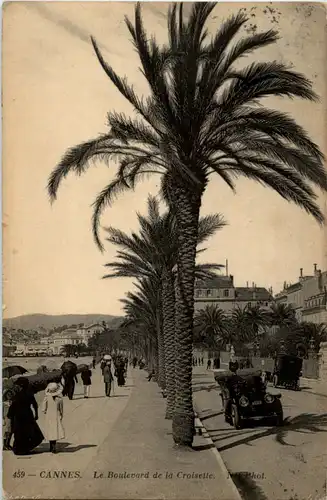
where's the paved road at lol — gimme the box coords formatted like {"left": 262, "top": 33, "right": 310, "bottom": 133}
{"left": 193, "top": 368, "right": 327, "bottom": 500}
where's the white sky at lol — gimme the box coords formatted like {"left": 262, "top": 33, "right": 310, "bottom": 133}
{"left": 3, "top": 2, "right": 327, "bottom": 317}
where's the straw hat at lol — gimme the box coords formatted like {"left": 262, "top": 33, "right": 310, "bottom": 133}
{"left": 45, "top": 382, "right": 62, "bottom": 397}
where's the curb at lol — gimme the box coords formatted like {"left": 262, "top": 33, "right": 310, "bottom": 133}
{"left": 194, "top": 409, "right": 242, "bottom": 500}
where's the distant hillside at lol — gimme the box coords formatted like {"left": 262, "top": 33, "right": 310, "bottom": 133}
{"left": 3, "top": 314, "right": 123, "bottom": 331}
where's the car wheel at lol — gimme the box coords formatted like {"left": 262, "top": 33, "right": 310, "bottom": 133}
{"left": 273, "top": 374, "right": 278, "bottom": 387}
{"left": 231, "top": 404, "right": 242, "bottom": 429}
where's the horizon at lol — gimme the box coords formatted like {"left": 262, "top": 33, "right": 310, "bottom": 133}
{"left": 3, "top": 2, "right": 327, "bottom": 319}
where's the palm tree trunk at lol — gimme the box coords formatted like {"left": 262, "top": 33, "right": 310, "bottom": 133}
{"left": 162, "top": 270, "right": 176, "bottom": 418}
{"left": 171, "top": 183, "right": 202, "bottom": 447}
{"left": 156, "top": 306, "right": 166, "bottom": 389}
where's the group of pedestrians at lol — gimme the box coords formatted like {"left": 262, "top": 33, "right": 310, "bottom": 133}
{"left": 3, "top": 377, "right": 64, "bottom": 455}
{"left": 3, "top": 354, "right": 132, "bottom": 456}
{"left": 100, "top": 354, "right": 128, "bottom": 396}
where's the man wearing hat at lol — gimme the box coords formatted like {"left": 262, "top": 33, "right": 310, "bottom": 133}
{"left": 103, "top": 359, "right": 114, "bottom": 397}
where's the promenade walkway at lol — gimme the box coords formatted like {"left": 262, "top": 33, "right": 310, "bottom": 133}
{"left": 4, "top": 366, "right": 239, "bottom": 500}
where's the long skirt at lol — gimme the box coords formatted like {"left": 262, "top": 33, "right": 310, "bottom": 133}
{"left": 12, "top": 418, "right": 44, "bottom": 455}
{"left": 66, "top": 380, "right": 75, "bottom": 400}
{"left": 116, "top": 370, "right": 125, "bottom": 387}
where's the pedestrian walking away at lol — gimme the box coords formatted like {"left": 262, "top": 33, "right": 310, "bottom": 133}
{"left": 63, "top": 373, "right": 78, "bottom": 400}
{"left": 103, "top": 359, "right": 114, "bottom": 397}
{"left": 42, "top": 382, "right": 65, "bottom": 454}
{"left": 8, "top": 377, "right": 44, "bottom": 456}
{"left": 92, "top": 357, "right": 96, "bottom": 369}
{"left": 81, "top": 367, "right": 92, "bottom": 398}
{"left": 206, "top": 359, "right": 211, "bottom": 370}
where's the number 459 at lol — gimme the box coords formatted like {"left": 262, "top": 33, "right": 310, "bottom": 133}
{"left": 13, "top": 470, "right": 25, "bottom": 478}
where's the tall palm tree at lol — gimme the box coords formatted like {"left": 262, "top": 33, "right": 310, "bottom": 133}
{"left": 121, "top": 278, "right": 160, "bottom": 371}
{"left": 48, "top": 3, "right": 327, "bottom": 445}
{"left": 104, "top": 196, "right": 226, "bottom": 417}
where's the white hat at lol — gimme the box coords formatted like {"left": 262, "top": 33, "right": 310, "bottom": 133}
{"left": 104, "top": 355, "right": 112, "bottom": 361}
{"left": 45, "top": 382, "right": 62, "bottom": 397}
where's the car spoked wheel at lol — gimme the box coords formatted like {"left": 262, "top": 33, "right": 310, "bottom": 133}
{"left": 231, "top": 404, "right": 242, "bottom": 429}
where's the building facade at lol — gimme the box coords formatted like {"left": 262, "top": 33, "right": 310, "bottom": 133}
{"left": 275, "top": 264, "right": 327, "bottom": 325}
{"left": 194, "top": 274, "right": 273, "bottom": 314}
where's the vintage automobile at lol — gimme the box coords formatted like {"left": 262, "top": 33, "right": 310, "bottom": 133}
{"left": 215, "top": 369, "right": 284, "bottom": 429}
{"left": 272, "top": 354, "right": 303, "bottom": 390}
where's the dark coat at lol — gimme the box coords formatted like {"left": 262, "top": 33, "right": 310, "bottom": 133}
{"left": 8, "top": 392, "right": 44, "bottom": 455}
{"left": 103, "top": 365, "right": 114, "bottom": 383}
{"left": 81, "top": 370, "right": 92, "bottom": 386}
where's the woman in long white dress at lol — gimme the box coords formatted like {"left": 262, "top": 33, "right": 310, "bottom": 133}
{"left": 42, "top": 382, "right": 65, "bottom": 453}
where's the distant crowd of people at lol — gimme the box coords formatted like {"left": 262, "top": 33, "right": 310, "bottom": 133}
{"left": 193, "top": 356, "right": 221, "bottom": 370}
{"left": 2, "top": 353, "right": 137, "bottom": 456}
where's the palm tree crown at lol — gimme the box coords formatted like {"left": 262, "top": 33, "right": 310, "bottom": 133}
{"left": 48, "top": 2, "right": 326, "bottom": 250}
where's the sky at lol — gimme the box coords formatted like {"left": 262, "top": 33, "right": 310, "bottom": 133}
{"left": 3, "top": 1, "right": 327, "bottom": 318}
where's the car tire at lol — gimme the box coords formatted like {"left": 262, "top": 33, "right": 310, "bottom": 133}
{"left": 276, "top": 410, "right": 284, "bottom": 426}
{"left": 231, "top": 404, "right": 242, "bottom": 429}
{"left": 273, "top": 374, "right": 278, "bottom": 388}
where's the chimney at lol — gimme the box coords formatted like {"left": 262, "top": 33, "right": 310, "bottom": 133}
{"left": 226, "top": 259, "right": 229, "bottom": 276}
{"left": 252, "top": 282, "right": 255, "bottom": 288}
{"left": 299, "top": 268, "right": 303, "bottom": 280}
{"left": 314, "top": 263, "right": 317, "bottom": 275}
{"left": 246, "top": 281, "right": 249, "bottom": 288}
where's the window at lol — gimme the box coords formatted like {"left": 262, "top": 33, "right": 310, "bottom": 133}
{"left": 206, "top": 289, "right": 212, "bottom": 297}
{"left": 223, "top": 289, "right": 229, "bottom": 297}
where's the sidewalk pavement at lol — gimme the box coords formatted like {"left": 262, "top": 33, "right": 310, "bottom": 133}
{"left": 4, "top": 366, "right": 133, "bottom": 499}
{"left": 300, "top": 377, "right": 327, "bottom": 396}
{"left": 4, "top": 367, "right": 239, "bottom": 500}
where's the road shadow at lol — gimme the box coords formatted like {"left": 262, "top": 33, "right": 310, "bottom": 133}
{"left": 199, "top": 410, "right": 224, "bottom": 421}
{"left": 231, "top": 473, "right": 268, "bottom": 500}
{"left": 216, "top": 412, "right": 327, "bottom": 451}
{"left": 192, "top": 383, "right": 218, "bottom": 393}
{"left": 192, "top": 443, "right": 216, "bottom": 451}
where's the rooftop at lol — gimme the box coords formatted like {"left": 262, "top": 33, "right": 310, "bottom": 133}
{"left": 195, "top": 275, "right": 234, "bottom": 289}
{"left": 235, "top": 287, "right": 273, "bottom": 301}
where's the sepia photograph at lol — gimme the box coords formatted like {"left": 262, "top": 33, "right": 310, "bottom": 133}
{"left": 2, "top": 2, "right": 327, "bottom": 499}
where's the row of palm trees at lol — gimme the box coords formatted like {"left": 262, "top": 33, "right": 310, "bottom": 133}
{"left": 194, "top": 303, "right": 327, "bottom": 357}
{"left": 48, "top": 2, "right": 327, "bottom": 447}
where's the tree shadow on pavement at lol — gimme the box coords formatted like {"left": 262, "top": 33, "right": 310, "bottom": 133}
{"left": 35, "top": 442, "right": 97, "bottom": 453}
{"left": 217, "top": 413, "right": 327, "bottom": 451}
{"left": 231, "top": 473, "right": 268, "bottom": 500}
{"left": 58, "top": 444, "right": 97, "bottom": 453}
{"left": 193, "top": 383, "right": 218, "bottom": 393}
{"left": 199, "top": 410, "right": 224, "bottom": 421}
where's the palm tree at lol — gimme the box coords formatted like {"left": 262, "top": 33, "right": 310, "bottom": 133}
{"left": 269, "top": 303, "right": 297, "bottom": 329}
{"left": 104, "top": 196, "right": 226, "bottom": 417}
{"left": 194, "top": 305, "right": 229, "bottom": 350}
{"left": 229, "top": 306, "right": 256, "bottom": 349}
{"left": 48, "top": 3, "right": 327, "bottom": 445}
{"left": 121, "top": 278, "right": 160, "bottom": 371}
{"left": 244, "top": 304, "right": 270, "bottom": 337}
